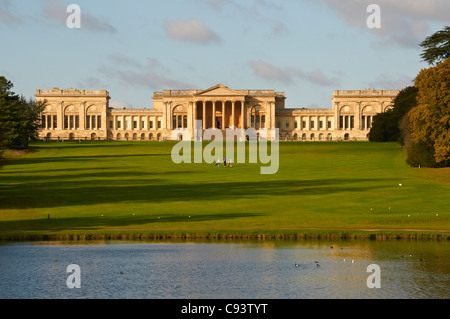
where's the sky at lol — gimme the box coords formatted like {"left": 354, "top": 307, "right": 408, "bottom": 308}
{"left": 0, "top": 0, "right": 448, "bottom": 110}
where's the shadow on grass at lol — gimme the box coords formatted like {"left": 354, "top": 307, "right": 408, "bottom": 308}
{"left": 0, "top": 177, "right": 399, "bottom": 210}
{"left": 2, "top": 153, "right": 171, "bottom": 166}
{"left": 0, "top": 212, "right": 266, "bottom": 231}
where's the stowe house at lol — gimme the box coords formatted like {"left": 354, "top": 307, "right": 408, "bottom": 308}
{"left": 36, "top": 83, "right": 400, "bottom": 142}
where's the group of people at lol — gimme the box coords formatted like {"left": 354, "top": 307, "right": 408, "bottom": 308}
{"left": 216, "top": 157, "right": 233, "bottom": 168}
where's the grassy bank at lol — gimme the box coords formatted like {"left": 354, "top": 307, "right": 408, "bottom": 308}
{"left": 0, "top": 141, "right": 449, "bottom": 241}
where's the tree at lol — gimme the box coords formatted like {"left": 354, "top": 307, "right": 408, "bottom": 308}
{"left": 0, "top": 76, "right": 46, "bottom": 150}
{"left": 369, "top": 86, "right": 418, "bottom": 143}
{"left": 420, "top": 26, "right": 450, "bottom": 66}
{"left": 406, "top": 57, "right": 450, "bottom": 167}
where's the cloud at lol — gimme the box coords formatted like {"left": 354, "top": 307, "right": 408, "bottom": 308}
{"left": 0, "top": 0, "right": 23, "bottom": 25}
{"left": 368, "top": 73, "right": 415, "bottom": 90}
{"left": 43, "top": 0, "right": 117, "bottom": 33}
{"left": 314, "top": 0, "right": 450, "bottom": 48}
{"left": 165, "top": 19, "right": 221, "bottom": 45}
{"left": 249, "top": 60, "right": 339, "bottom": 86}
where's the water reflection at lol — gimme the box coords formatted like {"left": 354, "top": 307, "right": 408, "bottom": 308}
{"left": 0, "top": 240, "right": 448, "bottom": 299}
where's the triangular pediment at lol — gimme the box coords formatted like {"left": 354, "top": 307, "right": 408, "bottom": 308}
{"left": 196, "top": 83, "right": 243, "bottom": 96}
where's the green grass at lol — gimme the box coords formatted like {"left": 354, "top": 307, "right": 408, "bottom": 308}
{"left": 0, "top": 140, "right": 449, "bottom": 241}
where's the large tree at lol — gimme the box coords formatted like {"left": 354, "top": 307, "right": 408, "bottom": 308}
{"left": 420, "top": 26, "right": 450, "bottom": 66}
{"left": 369, "top": 86, "right": 418, "bottom": 143}
{"left": 0, "top": 76, "right": 46, "bottom": 150}
{"left": 406, "top": 57, "right": 450, "bottom": 167}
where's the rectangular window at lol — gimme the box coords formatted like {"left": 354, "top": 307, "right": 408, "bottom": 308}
{"left": 91, "top": 116, "right": 96, "bottom": 129}
{"left": 109, "top": 121, "right": 113, "bottom": 129}
{"left": 310, "top": 121, "right": 314, "bottom": 129}
{"left": 261, "top": 115, "right": 265, "bottom": 129}
{"left": 178, "top": 115, "right": 182, "bottom": 128}
{"left": 158, "top": 121, "right": 161, "bottom": 129}
{"left": 350, "top": 116, "right": 354, "bottom": 129}
{"left": 86, "top": 115, "right": 91, "bottom": 129}
{"left": 294, "top": 121, "right": 297, "bottom": 129}
{"left": 302, "top": 121, "right": 306, "bottom": 129}
{"left": 328, "top": 121, "right": 332, "bottom": 129}
{"left": 173, "top": 116, "right": 177, "bottom": 129}
{"left": 42, "top": 115, "right": 46, "bottom": 128}
{"left": 141, "top": 121, "right": 145, "bottom": 129}
{"left": 286, "top": 121, "right": 289, "bottom": 128}
{"left": 251, "top": 115, "right": 255, "bottom": 125}
{"left": 69, "top": 115, "right": 74, "bottom": 129}
{"left": 53, "top": 115, "right": 57, "bottom": 129}
{"left": 75, "top": 115, "right": 79, "bottom": 129}
{"left": 133, "top": 121, "right": 137, "bottom": 129}
{"left": 117, "top": 121, "right": 121, "bottom": 129}
{"left": 150, "top": 121, "right": 153, "bottom": 129}
{"left": 47, "top": 115, "right": 52, "bottom": 129}
{"left": 97, "top": 116, "right": 101, "bottom": 129}
{"left": 340, "top": 116, "right": 344, "bottom": 129}
{"left": 183, "top": 115, "right": 187, "bottom": 128}
{"left": 361, "top": 116, "right": 366, "bottom": 130}
{"left": 64, "top": 115, "right": 68, "bottom": 129}
{"left": 319, "top": 121, "right": 323, "bottom": 129}
{"left": 276, "top": 121, "right": 280, "bottom": 128}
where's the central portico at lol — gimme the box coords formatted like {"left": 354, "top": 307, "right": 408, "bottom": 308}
{"left": 153, "top": 83, "right": 286, "bottom": 136}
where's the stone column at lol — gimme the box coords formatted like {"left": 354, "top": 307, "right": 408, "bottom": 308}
{"left": 57, "top": 101, "right": 63, "bottom": 130}
{"left": 231, "top": 101, "right": 235, "bottom": 128}
{"left": 212, "top": 101, "right": 216, "bottom": 129}
{"left": 241, "top": 101, "right": 245, "bottom": 129}
{"left": 202, "top": 101, "right": 206, "bottom": 130}
{"left": 222, "top": 101, "right": 225, "bottom": 130}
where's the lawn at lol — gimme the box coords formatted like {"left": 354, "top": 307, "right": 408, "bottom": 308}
{"left": 0, "top": 140, "right": 449, "bottom": 240}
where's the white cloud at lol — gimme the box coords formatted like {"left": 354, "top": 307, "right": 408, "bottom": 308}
{"left": 249, "top": 60, "right": 340, "bottom": 86}
{"left": 43, "top": 0, "right": 117, "bottom": 33}
{"left": 165, "top": 19, "right": 221, "bottom": 45}
{"left": 314, "top": 0, "right": 450, "bottom": 48}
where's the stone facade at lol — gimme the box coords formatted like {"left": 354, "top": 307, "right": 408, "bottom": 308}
{"left": 36, "top": 84, "right": 399, "bottom": 141}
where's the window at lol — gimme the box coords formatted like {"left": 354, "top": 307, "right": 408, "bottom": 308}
{"left": 183, "top": 115, "right": 187, "bottom": 128}
{"left": 178, "top": 115, "right": 182, "bottom": 128}
{"left": 133, "top": 121, "right": 137, "bottom": 129}
{"left": 285, "top": 121, "right": 289, "bottom": 128}
{"left": 91, "top": 115, "right": 96, "bottom": 129}
{"left": 109, "top": 121, "right": 113, "bottom": 129}
{"left": 141, "top": 121, "right": 145, "bottom": 129}
{"left": 47, "top": 115, "right": 52, "bottom": 129}
{"left": 294, "top": 121, "right": 297, "bottom": 129}
{"left": 302, "top": 121, "right": 306, "bottom": 129}
{"left": 158, "top": 121, "right": 161, "bottom": 129}
{"left": 339, "top": 116, "right": 344, "bottom": 129}
{"left": 261, "top": 115, "right": 265, "bottom": 129}
{"left": 350, "top": 116, "right": 354, "bottom": 129}
{"left": 75, "top": 115, "right": 79, "bottom": 129}
{"left": 173, "top": 116, "right": 177, "bottom": 129}
{"left": 64, "top": 115, "right": 69, "bottom": 129}
{"left": 319, "top": 121, "right": 323, "bottom": 129}
{"left": 150, "top": 121, "right": 153, "bottom": 129}
{"left": 69, "top": 115, "right": 74, "bottom": 129}
{"left": 310, "top": 121, "right": 314, "bottom": 129}
{"left": 117, "top": 121, "right": 121, "bottom": 129}
{"left": 361, "top": 116, "right": 366, "bottom": 129}
{"left": 86, "top": 115, "right": 90, "bottom": 129}
{"left": 97, "top": 116, "right": 101, "bottom": 129}
{"left": 276, "top": 121, "right": 280, "bottom": 128}
{"left": 328, "top": 121, "right": 332, "bottom": 129}
{"left": 53, "top": 115, "right": 57, "bottom": 129}
{"left": 42, "top": 115, "right": 46, "bottom": 128}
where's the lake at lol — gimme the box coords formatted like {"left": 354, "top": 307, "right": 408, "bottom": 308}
{"left": 0, "top": 239, "right": 448, "bottom": 299}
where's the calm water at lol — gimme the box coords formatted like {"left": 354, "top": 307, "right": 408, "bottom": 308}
{"left": 0, "top": 240, "right": 448, "bottom": 299}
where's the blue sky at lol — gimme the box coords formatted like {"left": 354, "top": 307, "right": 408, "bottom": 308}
{"left": 0, "top": 0, "right": 448, "bottom": 109}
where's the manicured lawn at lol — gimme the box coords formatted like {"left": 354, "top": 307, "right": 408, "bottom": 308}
{"left": 0, "top": 141, "right": 449, "bottom": 239}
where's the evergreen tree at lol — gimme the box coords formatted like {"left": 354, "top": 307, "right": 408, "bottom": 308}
{"left": 0, "top": 76, "right": 46, "bottom": 150}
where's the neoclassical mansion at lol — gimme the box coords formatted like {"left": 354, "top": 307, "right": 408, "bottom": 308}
{"left": 36, "top": 83, "right": 399, "bottom": 141}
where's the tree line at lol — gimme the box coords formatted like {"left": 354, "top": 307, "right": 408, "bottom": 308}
{"left": 369, "top": 26, "right": 450, "bottom": 167}
{"left": 0, "top": 76, "right": 46, "bottom": 162}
